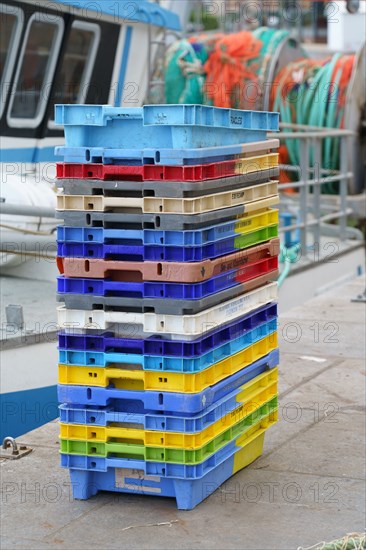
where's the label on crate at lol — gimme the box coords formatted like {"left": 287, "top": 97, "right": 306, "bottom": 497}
{"left": 115, "top": 468, "right": 162, "bottom": 493}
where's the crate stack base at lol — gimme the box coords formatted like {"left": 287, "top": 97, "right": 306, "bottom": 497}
{"left": 56, "top": 104, "right": 280, "bottom": 510}
{"left": 65, "top": 432, "right": 269, "bottom": 510}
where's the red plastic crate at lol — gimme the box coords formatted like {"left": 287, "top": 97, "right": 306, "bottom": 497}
{"left": 56, "top": 159, "right": 276, "bottom": 183}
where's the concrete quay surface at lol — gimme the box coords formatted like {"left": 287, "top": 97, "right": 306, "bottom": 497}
{"left": 1, "top": 276, "right": 365, "bottom": 550}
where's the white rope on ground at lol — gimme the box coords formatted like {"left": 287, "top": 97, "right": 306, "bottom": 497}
{"left": 298, "top": 532, "right": 366, "bottom": 550}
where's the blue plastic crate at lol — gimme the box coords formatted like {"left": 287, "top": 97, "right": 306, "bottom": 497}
{"left": 58, "top": 302, "right": 277, "bottom": 357}
{"left": 56, "top": 272, "right": 276, "bottom": 315}
{"left": 56, "top": 227, "right": 279, "bottom": 261}
{"left": 56, "top": 104, "right": 279, "bottom": 130}
{"left": 59, "top": 366, "right": 278, "bottom": 431}
{"left": 63, "top": 410, "right": 275, "bottom": 508}
{"left": 57, "top": 349, "right": 279, "bottom": 413}
{"left": 55, "top": 104, "right": 279, "bottom": 149}
{"left": 55, "top": 145, "right": 238, "bottom": 166}
{"left": 56, "top": 238, "right": 240, "bottom": 261}
{"left": 57, "top": 220, "right": 276, "bottom": 247}
{"left": 64, "top": 435, "right": 257, "bottom": 508}
{"left": 57, "top": 269, "right": 246, "bottom": 298}
{"left": 61, "top": 401, "right": 276, "bottom": 476}
{"left": 61, "top": 400, "right": 277, "bottom": 486}
{"left": 61, "top": 398, "right": 277, "bottom": 469}
{"left": 64, "top": 428, "right": 267, "bottom": 509}
{"left": 59, "top": 319, "right": 276, "bottom": 373}
{"left": 55, "top": 141, "right": 275, "bottom": 166}
{"left": 60, "top": 396, "right": 277, "bottom": 459}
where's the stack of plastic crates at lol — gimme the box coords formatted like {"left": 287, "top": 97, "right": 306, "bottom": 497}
{"left": 56, "top": 104, "right": 280, "bottom": 510}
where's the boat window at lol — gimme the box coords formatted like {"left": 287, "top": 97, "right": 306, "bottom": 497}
{"left": 49, "top": 21, "right": 101, "bottom": 126}
{"left": 0, "top": 4, "right": 24, "bottom": 118}
{"left": 7, "top": 13, "right": 64, "bottom": 128}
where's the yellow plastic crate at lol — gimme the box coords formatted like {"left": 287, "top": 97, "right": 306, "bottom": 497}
{"left": 58, "top": 332, "right": 278, "bottom": 393}
{"left": 60, "top": 368, "right": 278, "bottom": 448}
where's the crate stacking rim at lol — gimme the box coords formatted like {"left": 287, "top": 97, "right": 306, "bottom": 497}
{"left": 55, "top": 104, "right": 279, "bottom": 149}
{"left": 55, "top": 138, "right": 279, "bottom": 166}
{"left": 59, "top": 369, "right": 278, "bottom": 447}
{"left": 59, "top": 365, "right": 278, "bottom": 431}
{"left": 58, "top": 349, "right": 279, "bottom": 414}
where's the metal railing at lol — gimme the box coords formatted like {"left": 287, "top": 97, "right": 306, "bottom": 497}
{"left": 269, "top": 123, "right": 364, "bottom": 263}
{"left": 1, "top": 123, "right": 364, "bottom": 267}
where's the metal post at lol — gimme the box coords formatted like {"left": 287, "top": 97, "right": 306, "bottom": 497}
{"left": 312, "top": 0, "right": 318, "bottom": 42}
{"left": 258, "top": 2, "right": 263, "bottom": 26}
{"left": 197, "top": 0, "right": 203, "bottom": 31}
{"left": 299, "top": 138, "right": 309, "bottom": 257}
{"left": 339, "top": 135, "right": 349, "bottom": 240}
{"left": 296, "top": 1, "right": 302, "bottom": 42}
{"left": 147, "top": 23, "right": 152, "bottom": 97}
{"left": 313, "top": 138, "right": 322, "bottom": 252}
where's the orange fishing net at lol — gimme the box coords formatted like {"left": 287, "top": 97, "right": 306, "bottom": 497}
{"left": 203, "top": 31, "right": 262, "bottom": 109}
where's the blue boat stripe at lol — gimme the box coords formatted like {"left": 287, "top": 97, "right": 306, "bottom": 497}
{"left": 0, "top": 385, "right": 58, "bottom": 440}
{"left": 115, "top": 26, "right": 133, "bottom": 107}
{"left": 1, "top": 147, "right": 58, "bottom": 163}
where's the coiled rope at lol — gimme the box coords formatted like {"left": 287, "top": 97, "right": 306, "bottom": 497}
{"left": 270, "top": 54, "right": 355, "bottom": 192}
